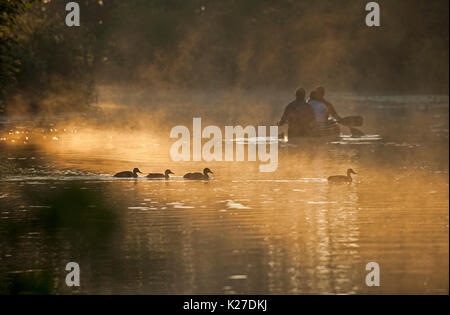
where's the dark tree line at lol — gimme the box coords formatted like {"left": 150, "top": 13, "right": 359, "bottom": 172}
{"left": 0, "top": 0, "right": 113, "bottom": 115}
{"left": 0, "top": 0, "right": 36, "bottom": 113}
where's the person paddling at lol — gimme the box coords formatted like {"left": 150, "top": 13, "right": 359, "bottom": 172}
{"left": 308, "top": 86, "right": 342, "bottom": 126}
{"left": 278, "top": 88, "right": 319, "bottom": 138}
{"left": 309, "top": 86, "right": 364, "bottom": 137}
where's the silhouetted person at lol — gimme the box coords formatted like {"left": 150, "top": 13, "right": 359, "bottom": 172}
{"left": 308, "top": 86, "right": 342, "bottom": 126}
{"left": 278, "top": 88, "right": 319, "bottom": 138}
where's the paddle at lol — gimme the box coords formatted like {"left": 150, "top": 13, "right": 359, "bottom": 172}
{"left": 337, "top": 115, "right": 365, "bottom": 137}
{"left": 349, "top": 126, "right": 365, "bottom": 137}
{"left": 323, "top": 98, "right": 365, "bottom": 136}
{"left": 338, "top": 115, "right": 364, "bottom": 127}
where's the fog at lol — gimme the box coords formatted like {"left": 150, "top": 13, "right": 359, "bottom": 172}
{"left": 0, "top": 1, "right": 448, "bottom": 295}
{"left": 0, "top": 0, "right": 448, "bottom": 120}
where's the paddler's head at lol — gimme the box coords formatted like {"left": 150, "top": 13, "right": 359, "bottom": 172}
{"left": 309, "top": 90, "right": 318, "bottom": 100}
{"left": 315, "top": 86, "right": 325, "bottom": 99}
{"left": 295, "top": 88, "right": 306, "bottom": 101}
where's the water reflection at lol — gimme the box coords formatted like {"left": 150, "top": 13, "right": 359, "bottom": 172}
{"left": 0, "top": 97, "right": 448, "bottom": 294}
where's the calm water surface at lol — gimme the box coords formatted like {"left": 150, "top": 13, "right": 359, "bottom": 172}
{"left": 0, "top": 96, "right": 448, "bottom": 294}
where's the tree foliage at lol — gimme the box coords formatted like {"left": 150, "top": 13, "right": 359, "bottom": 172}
{"left": 0, "top": 0, "right": 38, "bottom": 111}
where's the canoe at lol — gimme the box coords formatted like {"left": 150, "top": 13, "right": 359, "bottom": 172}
{"left": 280, "top": 120, "right": 341, "bottom": 144}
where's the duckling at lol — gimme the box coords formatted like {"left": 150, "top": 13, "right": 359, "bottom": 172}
{"left": 183, "top": 168, "right": 213, "bottom": 180}
{"left": 328, "top": 168, "right": 357, "bottom": 183}
{"left": 114, "top": 168, "right": 142, "bottom": 178}
{"left": 147, "top": 169, "right": 174, "bottom": 179}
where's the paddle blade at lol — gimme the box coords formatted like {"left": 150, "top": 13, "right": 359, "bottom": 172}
{"left": 339, "top": 116, "right": 364, "bottom": 127}
{"left": 349, "top": 127, "right": 365, "bottom": 137}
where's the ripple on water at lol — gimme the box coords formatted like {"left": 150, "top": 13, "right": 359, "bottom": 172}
{"left": 228, "top": 275, "right": 248, "bottom": 280}
{"left": 166, "top": 202, "right": 194, "bottom": 209}
{"left": 222, "top": 200, "right": 250, "bottom": 209}
{"left": 128, "top": 206, "right": 150, "bottom": 211}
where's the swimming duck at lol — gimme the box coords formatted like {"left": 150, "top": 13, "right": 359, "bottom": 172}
{"left": 327, "top": 169, "right": 357, "bottom": 183}
{"left": 183, "top": 168, "right": 213, "bottom": 180}
{"left": 114, "top": 168, "right": 142, "bottom": 178}
{"left": 147, "top": 169, "right": 174, "bottom": 179}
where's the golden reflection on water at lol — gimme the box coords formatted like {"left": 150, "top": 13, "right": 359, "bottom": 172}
{"left": 0, "top": 101, "right": 448, "bottom": 294}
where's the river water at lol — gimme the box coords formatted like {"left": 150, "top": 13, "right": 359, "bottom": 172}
{"left": 0, "top": 95, "right": 448, "bottom": 294}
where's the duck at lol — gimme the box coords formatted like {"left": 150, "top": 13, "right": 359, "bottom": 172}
{"left": 146, "top": 169, "right": 174, "bottom": 179}
{"left": 327, "top": 168, "right": 357, "bottom": 183}
{"left": 114, "top": 168, "right": 142, "bottom": 178}
{"left": 183, "top": 168, "right": 213, "bottom": 180}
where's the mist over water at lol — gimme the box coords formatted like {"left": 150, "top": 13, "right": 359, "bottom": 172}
{"left": 2, "top": 0, "right": 449, "bottom": 116}
{"left": 0, "top": 93, "right": 448, "bottom": 294}
{"left": 0, "top": 0, "right": 448, "bottom": 295}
